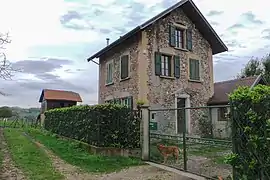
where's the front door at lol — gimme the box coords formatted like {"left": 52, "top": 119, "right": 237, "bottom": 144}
{"left": 177, "top": 98, "right": 186, "bottom": 134}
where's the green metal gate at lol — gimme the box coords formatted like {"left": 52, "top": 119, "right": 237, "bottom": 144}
{"left": 148, "top": 105, "right": 232, "bottom": 179}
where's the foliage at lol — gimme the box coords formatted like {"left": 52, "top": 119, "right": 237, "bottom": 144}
{"left": 237, "top": 58, "right": 263, "bottom": 78}
{"left": 0, "top": 106, "right": 13, "bottom": 118}
{"left": 238, "top": 54, "right": 270, "bottom": 83}
{"left": 27, "top": 128, "right": 142, "bottom": 173}
{"left": 198, "top": 110, "right": 213, "bottom": 138}
{"left": 226, "top": 85, "right": 270, "bottom": 179}
{"left": 136, "top": 99, "right": 145, "bottom": 106}
{"left": 4, "top": 128, "right": 63, "bottom": 180}
{"left": 44, "top": 104, "right": 140, "bottom": 148}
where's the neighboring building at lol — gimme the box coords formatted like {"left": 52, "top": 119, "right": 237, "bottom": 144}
{"left": 208, "top": 75, "right": 267, "bottom": 139}
{"left": 39, "top": 89, "right": 82, "bottom": 113}
{"left": 87, "top": 0, "right": 228, "bottom": 135}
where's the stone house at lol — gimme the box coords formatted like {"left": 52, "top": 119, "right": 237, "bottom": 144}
{"left": 208, "top": 75, "right": 267, "bottom": 139}
{"left": 87, "top": 0, "right": 227, "bottom": 135}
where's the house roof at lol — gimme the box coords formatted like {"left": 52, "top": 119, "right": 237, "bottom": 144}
{"left": 38, "top": 89, "right": 82, "bottom": 103}
{"left": 87, "top": 0, "right": 227, "bottom": 62}
{"left": 208, "top": 75, "right": 265, "bottom": 105}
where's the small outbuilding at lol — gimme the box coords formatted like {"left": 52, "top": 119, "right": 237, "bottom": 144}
{"left": 39, "top": 89, "right": 82, "bottom": 113}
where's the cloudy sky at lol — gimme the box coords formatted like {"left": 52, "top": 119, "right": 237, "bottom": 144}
{"left": 0, "top": 0, "right": 269, "bottom": 108}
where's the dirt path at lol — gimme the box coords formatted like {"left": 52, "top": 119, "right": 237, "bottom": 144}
{"left": 30, "top": 138, "right": 189, "bottom": 180}
{"left": 0, "top": 128, "right": 26, "bottom": 180}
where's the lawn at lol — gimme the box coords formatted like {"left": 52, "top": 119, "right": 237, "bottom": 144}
{"left": 27, "top": 128, "right": 143, "bottom": 173}
{"left": 4, "top": 128, "right": 64, "bottom": 180}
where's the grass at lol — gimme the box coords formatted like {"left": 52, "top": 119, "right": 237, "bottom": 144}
{"left": 4, "top": 128, "right": 64, "bottom": 180}
{"left": 27, "top": 128, "right": 143, "bottom": 173}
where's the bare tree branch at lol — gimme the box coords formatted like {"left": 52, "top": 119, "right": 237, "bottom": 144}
{"left": 0, "top": 32, "right": 20, "bottom": 96}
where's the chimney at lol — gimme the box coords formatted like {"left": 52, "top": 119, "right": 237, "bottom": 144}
{"left": 106, "top": 38, "right": 110, "bottom": 46}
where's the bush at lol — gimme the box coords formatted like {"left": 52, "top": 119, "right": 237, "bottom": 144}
{"left": 226, "top": 85, "right": 270, "bottom": 179}
{"left": 44, "top": 104, "right": 140, "bottom": 149}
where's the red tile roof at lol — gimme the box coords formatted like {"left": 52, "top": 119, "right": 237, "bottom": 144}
{"left": 208, "top": 76, "right": 261, "bottom": 105}
{"left": 39, "top": 89, "right": 82, "bottom": 102}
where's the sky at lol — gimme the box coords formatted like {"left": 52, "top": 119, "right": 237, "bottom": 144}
{"left": 0, "top": 0, "right": 269, "bottom": 108}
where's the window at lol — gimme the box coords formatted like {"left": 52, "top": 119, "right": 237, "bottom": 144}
{"left": 105, "top": 96, "right": 133, "bottom": 109}
{"left": 120, "top": 55, "right": 129, "bottom": 80}
{"left": 175, "top": 29, "right": 184, "bottom": 48}
{"left": 169, "top": 24, "right": 192, "bottom": 51}
{"left": 106, "top": 61, "right": 113, "bottom": 84}
{"left": 161, "top": 54, "right": 171, "bottom": 76}
{"left": 189, "top": 59, "right": 200, "bottom": 81}
{"left": 155, "top": 52, "right": 180, "bottom": 78}
{"left": 218, "top": 107, "right": 228, "bottom": 121}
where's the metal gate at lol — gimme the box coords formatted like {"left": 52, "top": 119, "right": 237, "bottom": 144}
{"left": 148, "top": 105, "right": 232, "bottom": 179}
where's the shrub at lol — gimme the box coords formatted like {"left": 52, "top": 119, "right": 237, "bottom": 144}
{"left": 226, "top": 85, "right": 270, "bottom": 179}
{"left": 44, "top": 104, "right": 140, "bottom": 149}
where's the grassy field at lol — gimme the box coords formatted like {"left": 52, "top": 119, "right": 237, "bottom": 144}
{"left": 27, "top": 128, "right": 143, "bottom": 173}
{"left": 4, "top": 128, "right": 64, "bottom": 180}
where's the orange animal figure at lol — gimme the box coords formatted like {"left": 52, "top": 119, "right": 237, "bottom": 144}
{"left": 157, "top": 144, "right": 182, "bottom": 164}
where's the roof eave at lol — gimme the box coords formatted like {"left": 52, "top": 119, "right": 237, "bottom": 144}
{"left": 186, "top": 0, "right": 228, "bottom": 55}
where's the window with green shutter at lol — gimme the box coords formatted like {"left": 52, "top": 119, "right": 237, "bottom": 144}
{"left": 120, "top": 55, "right": 129, "bottom": 80}
{"left": 106, "top": 61, "right": 113, "bottom": 84}
{"left": 186, "top": 29, "right": 192, "bottom": 51}
{"left": 189, "top": 59, "right": 200, "bottom": 81}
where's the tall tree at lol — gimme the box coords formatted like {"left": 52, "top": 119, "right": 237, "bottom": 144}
{"left": 237, "top": 57, "right": 263, "bottom": 78}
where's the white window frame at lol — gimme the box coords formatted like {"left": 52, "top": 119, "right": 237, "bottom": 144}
{"left": 161, "top": 54, "right": 171, "bottom": 76}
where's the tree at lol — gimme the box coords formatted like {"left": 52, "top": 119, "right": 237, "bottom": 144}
{"left": 0, "top": 32, "right": 18, "bottom": 96}
{"left": 0, "top": 106, "right": 13, "bottom": 118}
{"left": 237, "top": 57, "right": 263, "bottom": 78}
{"left": 238, "top": 54, "right": 270, "bottom": 83}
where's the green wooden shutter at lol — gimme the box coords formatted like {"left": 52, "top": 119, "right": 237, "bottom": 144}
{"left": 169, "top": 25, "right": 176, "bottom": 47}
{"left": 106, "top": 63, "right": 110, "bottom": 84}
{"left": 186, "top": 29, "right": 192, "bottom": 50}
{"left": 155, "top": 52, "right": 161, "bottom": 75}
{"left": 189, "top": 59, "right": 195, "bottom": 80}
{"left": 189, "top": 59, "right": 200, "bottom": 80}
{"left": 194, "top": 60, "right": 200, "bottom": 80}
{"left": 174, "top": 55, "right": 180, "bottom": 78}
{"left": 121, "top": 55, "right": 129, "bottom": 79}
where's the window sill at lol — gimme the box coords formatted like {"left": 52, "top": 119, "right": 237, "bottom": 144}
{"left": 174, "top": 47, "right": 189, "bottom": 52}
{"left": 120, "top": 77, "right": 130, "bottom": 82}
{"left": 160, "top": 75, "right": 176, "bottom": 79}
{"left": 188, "top": 79, "right": 201, "bottom": 83}
{"left": 105, "top": 82, "right": 114, "bottom": 86}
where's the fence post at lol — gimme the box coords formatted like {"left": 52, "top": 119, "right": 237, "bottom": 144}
{"left": 140, "top": 105, "right": 149, "bottom": 161}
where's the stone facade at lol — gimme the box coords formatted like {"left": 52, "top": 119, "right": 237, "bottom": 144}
{"left": 144, "top": 8, "right": 214, "bottom": 135}
{"left": 99, "top": 7, "right": 215, "bottom": 136}
{"left": 98, "top": 34, "right": 140, "bottom": 108}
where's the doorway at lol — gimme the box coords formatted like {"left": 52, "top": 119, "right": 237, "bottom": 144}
{"left": 177, "top": 98, "right": 186, "bottom": 134}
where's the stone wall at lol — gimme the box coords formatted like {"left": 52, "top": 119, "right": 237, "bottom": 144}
{"left": 144, "top": 7, "right": 214, "bottom": 135}
{"left": 99, "top": 34, "right": 141, "bottom": 106}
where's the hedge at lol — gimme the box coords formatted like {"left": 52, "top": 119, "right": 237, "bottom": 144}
{"left": 227, "top": 85, "right": 270, "bottom": 179}
{"left": 44, "top": 104, "right": 140, "bottom": 149}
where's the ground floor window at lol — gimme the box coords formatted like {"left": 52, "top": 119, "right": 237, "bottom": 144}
{"left": 105, "top": 96, "right": 133, "bottom": 109}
